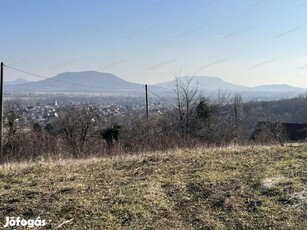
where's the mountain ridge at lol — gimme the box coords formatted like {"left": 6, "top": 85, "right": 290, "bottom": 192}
{"left": 251, "top": 84, "right": 305, "bottom": 92}
{"left": 5, "top": 71, "right": 306, "bottom": 93}
{"left": 4, "top": 78, "right": 31, "bottom": 86}
{"left": 5, "top": 71, "right": 145, "bottom": 92}
{"left": 155, "top": 76, "right": 249, "bottom": 91}
{"left": 155, "top": 76, "right": 306, "bottom": 92}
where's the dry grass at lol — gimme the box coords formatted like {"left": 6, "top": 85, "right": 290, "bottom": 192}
{"left": 0, "top": 144, "right": 306, "bottom": 229}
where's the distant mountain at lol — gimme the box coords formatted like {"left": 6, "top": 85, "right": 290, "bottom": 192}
{"left": 250, "top": 84, "right": 305, "bottom": 92}
{"left": 156, "top": 76, "right": 249, "bottom": 91}
{"left": 5, "top": 71, "right": 147, "bottom": 92}
{"left": 156, "top": 76, "right": 307, "bottom": 94}
{"left": 5, "top": 78, "right": 31, "bottom": 86}
{"left": 5, "top": 72, "right": 306, "bottom": 96}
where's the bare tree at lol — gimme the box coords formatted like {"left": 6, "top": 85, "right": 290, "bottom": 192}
{"left": 171, "top": 72, "right": 202, "bottom": 137}
{"left": 233, "top": 93, "right": 243, "bottom": 123}
{"left": 2, "top": 104, "right": 22, "bottom": 158}
{"left": 204, "top": 91, "right": 247, "bottom": 145}
{"left": 52, "top": 105, "right": 101, "bottom": 156}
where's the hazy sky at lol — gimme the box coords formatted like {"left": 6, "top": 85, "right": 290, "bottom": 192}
{"left": 1, "top": 0, "right": 307, "bottom": 87}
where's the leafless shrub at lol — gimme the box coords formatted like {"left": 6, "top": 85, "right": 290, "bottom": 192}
{"left": 50, "top": 105, "right": 103, "bottom": 157}
{"left": 253, "top": 121, "right": 286, "bottom": 145}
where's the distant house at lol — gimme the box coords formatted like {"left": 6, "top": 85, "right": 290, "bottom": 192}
{"left": 250, "top": 121, "right": 307, "bottom": 141}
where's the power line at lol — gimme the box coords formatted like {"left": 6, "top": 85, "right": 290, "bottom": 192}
{"left": 147, "top": 88, "right": 165, "bottom": 101}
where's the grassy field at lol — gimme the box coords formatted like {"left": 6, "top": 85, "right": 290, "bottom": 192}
{"left": 0, "top": 144, "right": 306, "bottom": 229}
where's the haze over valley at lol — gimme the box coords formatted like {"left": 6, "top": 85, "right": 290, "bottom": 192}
{"left": 4, "top": 71, "right": 306, "bottom": 101}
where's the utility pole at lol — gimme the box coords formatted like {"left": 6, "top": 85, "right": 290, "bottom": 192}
{"left": 0, "top": 62, "right": 3, "bottom": 153}
{"left": 145, "top": 84, "right": 149, "bottom": 121}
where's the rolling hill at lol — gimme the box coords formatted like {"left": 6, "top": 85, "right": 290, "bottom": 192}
{"left": 5, "top": 72, "right": 307, "bottom": 95}
{"left": 156, "top": 76, "right": 249, "bottom": 91}
{"left": 4, "top": 78, "right": 31, "bottom": 86}
{"left": 156, "top": 76, "right": 307, "bottom": 93}
{"left": 5, "top": 71, "right": 145, "bottom": 92}
{"left": 251, "top": 84, "right": 306, "bottom": 92}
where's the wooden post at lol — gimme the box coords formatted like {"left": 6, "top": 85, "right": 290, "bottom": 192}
{"left": 145, "top": 84, "right": 148, "bottom": 121}
{"left": 0, "top": 62, "right": 3, "bottom": 153}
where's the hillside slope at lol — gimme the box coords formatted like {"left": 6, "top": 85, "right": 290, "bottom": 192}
{"left": 156, "top": 76, "right": 249, "bottom": 91}
{"left": 5, "top": 71, "right": 145, "bottom": 92}
{"left": 251, "top": 84, "right": 305, "bottom": 92}
{"left": 0, "top": 145, "right": 306, "bottom": 229}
